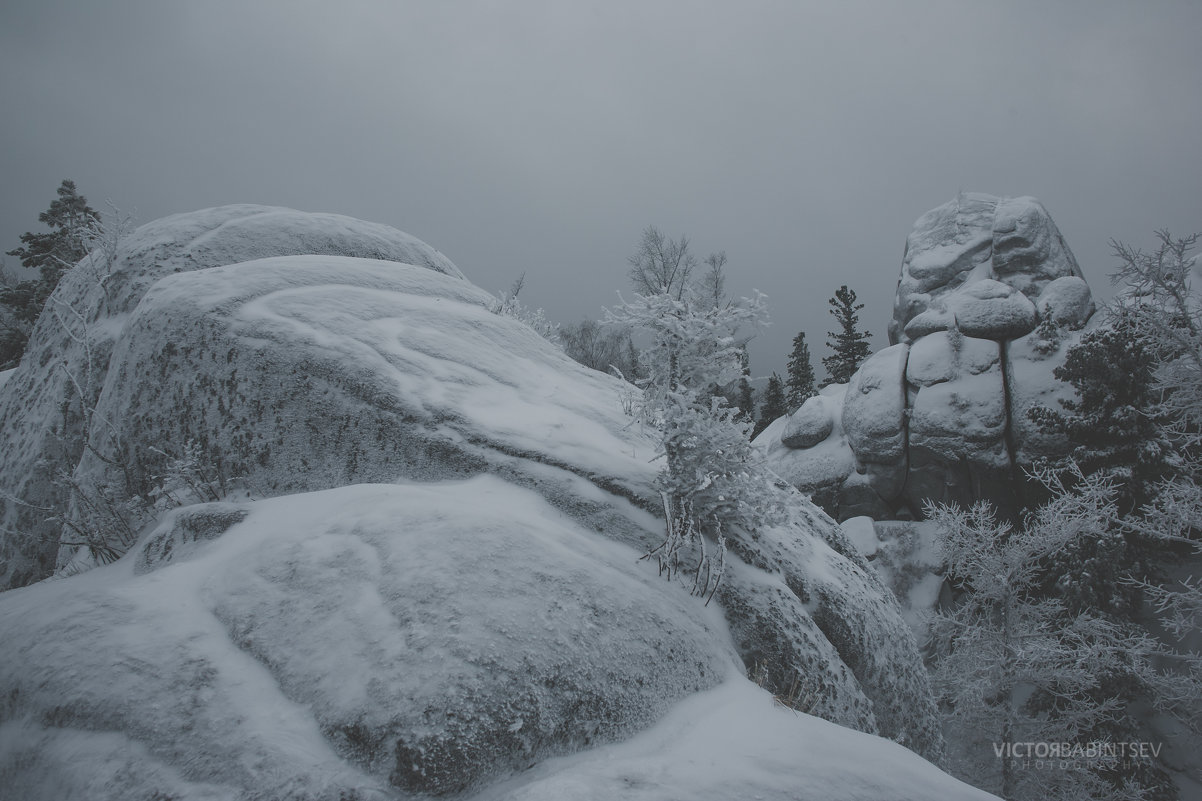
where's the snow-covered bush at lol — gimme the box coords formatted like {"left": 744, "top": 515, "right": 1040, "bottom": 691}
{"left": 926, "top": 481, "right": 1195, "bottom": 801}
{"left": 607, "top": 284, "right": 785, "bottom": 599}
{"left": 489, "top": 273, "right": 561, "bottom": 344}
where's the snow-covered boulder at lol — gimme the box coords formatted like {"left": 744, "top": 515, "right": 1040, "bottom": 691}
{"left": 0, "top": 481, "right": 736, "bottom": 798}
{"left": 0, "top": 205, "right": 462, "bottom": 590}
{"left": 906, "top": 331, "right": 999, "bottom": 387}
{"left": 0, "top": 206, "right": 947, "bottom": 795}
{"left": 991, "top": 195, "right": 1086, "bottom": 297}
{"left": 479, "top": 680, "right": 997, "bottom": 801}
{"left": 780, "top": 394, "right": 835, "bottom": 449}
{"left": 890, "top": 193, "right": 1088, "bottom": 345}
{"left": 842, "top": 344, "right": 909, "bottom": 464}
{"left": 1036, "top": 275, "right": 1094, "bottom": 328}
{"left": 944, "top": 279, "right": 1037, "bottom": 340}
{"left": 763, "top": 193, "right": 1096, "bottom": 522}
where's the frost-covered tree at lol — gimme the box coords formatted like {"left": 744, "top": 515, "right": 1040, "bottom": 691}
{"left": 1107, "top": 230, "right": 1202, "bottom": 699}
{"left": 735, "top": 348, "right": 756, "bottom": 424}
{"left": 822, "top": 285, "right": 871, "bottom": 386}
{"left": 752, "top": 372, "right": 787, "bottom": 439}
{"left": 489, "top": 272, "right": 561, "bottom": 344}
{"left": 608, "top": 236, "right": 770, "bottom": 597}
{"left": 928, "top": 485, "right": 1192, "bottom": 801}
{"left": 627, "top": 226, "right": 697, "bottom": 301}
{"left": 699, "top": 251, "right": 727, "bottom": 309}
{"left": 785, "top": 330, "right": 817, "bottom": 410}
{"left": 560, "top": 318, "right": 642, "bottom": 382}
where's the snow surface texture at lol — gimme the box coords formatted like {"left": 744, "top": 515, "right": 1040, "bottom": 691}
{"left": 473, "top": 680, "right": 997, "bottom": 801}
{"left": 0, "top": 205, "right": 462, "bottom": 589}
{"left": 759, "top": 193, "right": 1094, "bottom": 521}
{"left": 0, "top": 481, "right": 732, "bottom": 798}
{"left": 0, "top": 483, "right": 967, "bottom": 799}
{"left": 0, "top": 206, "right": 947, "bottom": 795}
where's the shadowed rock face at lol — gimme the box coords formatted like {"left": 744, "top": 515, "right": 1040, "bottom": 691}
{"left": 763, "top": 193, "right": 1092, "bottom": 522}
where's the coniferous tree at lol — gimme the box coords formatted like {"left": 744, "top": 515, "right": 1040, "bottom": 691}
{"left": 753, "top": 372, "right": 787, "bottom": 438}
{"left": 735, "top": 349, "right": 756, "bottom": 425}
{"left": 1028, "top": 308, "right": 1175, "bottom": 516}
{"left": 822, "top": 285, "right": 872, "bottom": 386}
{"left": 1, "top": 180, "right": 100, "bottom": 368}
{"left": 785, "top": 331, "right": 817, "bottom": 410}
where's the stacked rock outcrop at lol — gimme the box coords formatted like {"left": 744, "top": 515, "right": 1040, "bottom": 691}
{"left": 759, "top": 194, "right": 1093, "bottom": 520}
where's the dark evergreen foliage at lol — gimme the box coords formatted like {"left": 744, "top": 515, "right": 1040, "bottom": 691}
{"left": 822, "top": 285, "right": 871, "bottom": 386}
{"left": 1028, "top": 308, "right": 1176, "bottom": 514}
{"left": 785, "top": 331, "right": 817, "bottom": 410}
{"left": 2, "top": 180, "right": 99, "bottom": 369}
{"left": 753, "top": 372, "right": 787, "bottom": 438}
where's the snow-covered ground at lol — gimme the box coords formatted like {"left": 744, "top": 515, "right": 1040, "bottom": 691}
{"left": 471, "top": 678, "right": 998, "bottom": 801}
{"left": 0, "top": 479, "right": 989, "bottom": 800}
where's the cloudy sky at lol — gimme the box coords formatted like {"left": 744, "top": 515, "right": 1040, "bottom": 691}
{"left": 2, "top": 0, "right": 1200, "bottom": 379}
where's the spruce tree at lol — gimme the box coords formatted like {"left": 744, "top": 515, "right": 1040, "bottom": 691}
{"left": 785, "top": 331, "right": 816, "bottom": 410}
{"left": 822, "top": 285, "right": 871, "bottom": 386}
{"left": 2, "top": 180, "right": 99, "bottom": 368}
{"left": 753, "top": 372, "right": 787, "bottom": 438}
{"left": 1028, "top": 308, "right": 1174, "bottom": 515}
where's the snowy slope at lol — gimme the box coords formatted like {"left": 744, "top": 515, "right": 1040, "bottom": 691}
{"left": 0, "top": 480, "right": 733, "bottom": 798}
{"left": 0, "top": 481, "right": 982, "bottom": 800}
{"left": 472, "top": 680, "right": 998, "bottom": 801}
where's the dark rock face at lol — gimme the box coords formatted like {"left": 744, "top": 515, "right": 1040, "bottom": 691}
{"left": 763, "top": 194, "right": 1091, "bottom": 521}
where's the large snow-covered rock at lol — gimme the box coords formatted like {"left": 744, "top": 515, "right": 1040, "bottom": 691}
{"left": 890, "top": 193, "right": 1089, "bottom": 345}
{"left": 761, "top": 193, "right": 1095, "bottom": 522}
{"left": 842, "top": 344, "right": 909, "bottom": 464}
{"left": 0, "top": 206, "right": 946, "bottom": 795}
{"left": 0, "top": 205, "right": 462, "bottom": 589}
{"left": 0, "top": 481, "right": 735, "bottom": 798}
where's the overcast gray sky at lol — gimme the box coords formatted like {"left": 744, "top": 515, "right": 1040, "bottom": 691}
{"left": 3, "top": 0, "right": 1200, "bottom": 381}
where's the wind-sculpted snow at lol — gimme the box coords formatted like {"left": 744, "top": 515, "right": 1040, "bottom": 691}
{"left": 0, "top": 205, "right": 462, "bottom": 589}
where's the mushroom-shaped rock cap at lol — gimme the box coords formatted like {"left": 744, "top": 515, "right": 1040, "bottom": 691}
{"left": 890, "top": 194, "right": 1088, "bottom": 344}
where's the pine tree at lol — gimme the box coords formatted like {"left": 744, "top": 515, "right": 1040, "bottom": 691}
{"left": 785, "top": 331, "right": 817, "bottom": 410}
{"left": 753, "top": 372, "right": 787, "bottom": 438}
{"left": 1, "top": 180, "right": 100, "bottom": 368}
{"left": 1028, "top": 308, "right": 1176, "bottom": 515}
{"left": 822, "top": 285, "right": 872, "bottom": 386}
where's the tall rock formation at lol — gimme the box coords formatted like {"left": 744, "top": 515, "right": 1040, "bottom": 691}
{"left": 760, "top": 194, "right": 1092, "bottom": 521}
